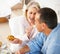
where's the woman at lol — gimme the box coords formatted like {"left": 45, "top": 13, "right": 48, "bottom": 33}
{"left": 9, "top": 1, "right": 40, "bottom": 53}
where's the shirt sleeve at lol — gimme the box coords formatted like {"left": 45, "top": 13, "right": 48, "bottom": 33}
{"left": 27, "top": 32, "right": 46, "bottom": 53}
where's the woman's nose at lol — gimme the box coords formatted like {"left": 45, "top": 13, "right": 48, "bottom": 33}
{"left": 31, "top": 14, "right": 35, "bottom": 19}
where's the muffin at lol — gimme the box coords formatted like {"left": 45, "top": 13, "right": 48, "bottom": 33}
{"left": 7, "top": 35, "right": 15, "bottom": 41}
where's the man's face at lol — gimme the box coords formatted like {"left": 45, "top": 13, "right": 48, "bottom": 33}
{"left": 35, "top": 13, "right": 43, "bottom": 32}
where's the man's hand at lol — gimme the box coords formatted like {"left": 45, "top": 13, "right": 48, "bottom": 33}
{"left": 10, "top": 38, "right": 22, "bottom": 44}
{"left": 15, "top": 50, "right": 25, "bottom": 54}
{"left": 7, "top": 35, "right": 22, "bottom": 44}
{"left": 15, "top": 50, "right": 21, "bottom": 54}
{"left": 15, "top": 45, "right": 30, "bottom": 54}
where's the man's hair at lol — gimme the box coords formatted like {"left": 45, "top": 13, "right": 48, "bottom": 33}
{"left": 39, "top": 7, "right": 58, "bottom": 29}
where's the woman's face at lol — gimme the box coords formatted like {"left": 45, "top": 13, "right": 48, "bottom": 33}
{"left": 27, "top": 7, "right": 38, "bottom": 25}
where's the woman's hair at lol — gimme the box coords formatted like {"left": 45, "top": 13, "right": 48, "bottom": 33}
{"left": 25, "top": 1, "right": 40, "bottom": 18}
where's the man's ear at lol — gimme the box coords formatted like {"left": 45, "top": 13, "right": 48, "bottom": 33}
{"left": 41, "top": 23, "right": 46, "bottom": 30}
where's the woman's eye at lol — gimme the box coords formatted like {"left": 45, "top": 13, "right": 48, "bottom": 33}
{"left": 30, "top": 12, "right": 32, "bottom": 14}
{"left": 34, "top": 13, "right": 36, "bottom": 15}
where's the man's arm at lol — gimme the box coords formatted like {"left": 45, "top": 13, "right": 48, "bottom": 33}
{"left": 15, "top": 32, "right": 46, "bottom": 54}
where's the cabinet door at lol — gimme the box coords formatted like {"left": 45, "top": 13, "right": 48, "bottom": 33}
{"left": 0, "top": 17, "right": 8, "bottom": 23}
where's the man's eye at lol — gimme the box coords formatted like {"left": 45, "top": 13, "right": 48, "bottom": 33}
{"left": 34, "top": 13, "right": 36, "bottom": 15}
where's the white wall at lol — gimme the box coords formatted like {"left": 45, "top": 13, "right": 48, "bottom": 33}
{"left": 35, "top": 0, "right": 60, "bottom": 22}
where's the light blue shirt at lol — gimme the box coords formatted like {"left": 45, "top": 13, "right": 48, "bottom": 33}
{"left": 27, "top": 23, "right": 60, "bottom": 54}
{"left": 27, "top": 32, "right": 47, "bottom": 54}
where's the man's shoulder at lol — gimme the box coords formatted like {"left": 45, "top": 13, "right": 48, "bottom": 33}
{"left": 36, "top": 32, "right": 46, "bottom": 39}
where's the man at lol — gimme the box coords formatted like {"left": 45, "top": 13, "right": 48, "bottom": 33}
{"left": 15, "top": 7, "right": 60, "bottom": 54}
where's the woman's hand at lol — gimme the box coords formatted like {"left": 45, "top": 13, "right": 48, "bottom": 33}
{"left": 25, "top": 26, "right": 33, "bottom": 39}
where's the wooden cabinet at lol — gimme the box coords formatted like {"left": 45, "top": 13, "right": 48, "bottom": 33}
{"left": 0, "top": 17, "right": 8, "bottom": 23}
